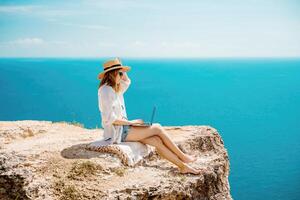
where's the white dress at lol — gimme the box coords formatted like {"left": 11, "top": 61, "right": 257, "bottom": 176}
{"left": 98, "top": 79, "right": 131, "bottom": 144}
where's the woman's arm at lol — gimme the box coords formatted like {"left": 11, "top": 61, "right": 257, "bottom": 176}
{"left": 113, "top": 118, "right": 144, "bottom": 126}
{"left": 120, "top": 72, "right": 131, "bottom": 94}
{"left": 112, "top": 118, "right": 132, "bottom": 125}
{"left": 121, "top": 71, "right": 130, "bottom": 82}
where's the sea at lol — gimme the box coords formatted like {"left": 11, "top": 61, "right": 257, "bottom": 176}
{"left": 0, "top": 57, "right": 299, "bottom": 200}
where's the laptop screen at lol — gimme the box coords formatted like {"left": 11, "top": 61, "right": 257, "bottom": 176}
{"left": 150, "top": 106, "right": 156, "bottom": 125}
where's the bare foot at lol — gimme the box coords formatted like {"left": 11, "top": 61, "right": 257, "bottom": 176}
{"left": 181, "top": 154, "right": 197, "bottom": 163}
{"left": 179, "top": 164, "right": 203, "bottom": 175}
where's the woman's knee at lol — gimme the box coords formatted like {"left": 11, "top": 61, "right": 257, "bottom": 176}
{"left": 151, "top": 123, "right": 163, "bottom": 135}
{"left": 152, "top": 123, "right": 162, "bottom": 128}
{"left": 152, "top": 124, "right": 169, "bottom": 139}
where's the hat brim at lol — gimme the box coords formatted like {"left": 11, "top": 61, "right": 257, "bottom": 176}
{"left": 98, "top": 66, "right": 131, "bottom": 80}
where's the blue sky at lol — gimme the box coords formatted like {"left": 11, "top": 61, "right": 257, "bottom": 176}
{"left": 0, "top": 0, "right": 299, "bottom": 57}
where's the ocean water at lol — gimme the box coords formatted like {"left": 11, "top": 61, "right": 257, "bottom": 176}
{"left": 0, "top": 58, "right": 299, "bottom": 199}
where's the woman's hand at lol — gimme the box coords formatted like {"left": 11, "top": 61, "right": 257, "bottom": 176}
{"left": 121, "top": 71, "right": 129, "bottom": 82}
{"left": 128, "top": 119, "right": 144, "bottom": 125}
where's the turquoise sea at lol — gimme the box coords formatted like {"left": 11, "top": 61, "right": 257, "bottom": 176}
{"left": 0, "top": 58, "right": 299, "bottom": 199}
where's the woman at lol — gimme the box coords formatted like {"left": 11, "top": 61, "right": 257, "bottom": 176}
{"left": 98, "top": 58, "right": 202, "bottom": 174}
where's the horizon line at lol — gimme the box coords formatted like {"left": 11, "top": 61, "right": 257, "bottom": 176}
{"left": 0, "top": 56, "right": 300, "bottom": 59}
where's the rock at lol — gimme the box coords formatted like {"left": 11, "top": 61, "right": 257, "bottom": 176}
{"left": 0, "top": 120, "right": 232, "bottom": 199}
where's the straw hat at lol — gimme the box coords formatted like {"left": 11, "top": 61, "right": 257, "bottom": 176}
{"left": 97, "top": 57, "right": 131, "bottom": 80}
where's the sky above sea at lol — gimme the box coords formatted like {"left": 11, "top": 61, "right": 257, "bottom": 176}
{"left": 0, "top": 0, "right": 300, "bottom": 58}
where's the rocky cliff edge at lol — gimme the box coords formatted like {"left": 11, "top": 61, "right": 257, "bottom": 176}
{"left": 0, "top": 120, "right": 232, "bottom": 200}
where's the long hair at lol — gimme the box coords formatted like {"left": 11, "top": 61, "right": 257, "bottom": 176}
{"left": 98, "top": 68, "right": 121, "bottom": 93}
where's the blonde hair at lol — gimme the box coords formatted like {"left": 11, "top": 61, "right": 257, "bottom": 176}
{"left": 98, "top": 69, "right": 121, "bottom": 93}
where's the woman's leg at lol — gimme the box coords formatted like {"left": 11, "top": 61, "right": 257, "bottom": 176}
{"left": 139, "top": 136, "right": 202, "bottom": 174}
{"left": 125, "top": 124, "right": 162, "bottom": 141}
{"left": 126, "top": 123, "right": 196, "bottom": 163}
{"left": 152, "top": 124, "right": 196, "bottom": 163}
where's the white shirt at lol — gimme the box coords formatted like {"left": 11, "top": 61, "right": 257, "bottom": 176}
{"left": 98, "top": 78, "right": 131, "bottom": 144}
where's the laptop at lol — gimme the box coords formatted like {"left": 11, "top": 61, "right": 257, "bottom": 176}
{"left": 132, "top": 106, "right": 156, "bottom": 127}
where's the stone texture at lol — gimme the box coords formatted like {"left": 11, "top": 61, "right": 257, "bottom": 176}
{"left": 0, "top": 120, "right": 232, "bottom": 200}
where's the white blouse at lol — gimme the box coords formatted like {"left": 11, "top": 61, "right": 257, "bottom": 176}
{"left": 98, "top": 78, "right": 131, "bottom": 144}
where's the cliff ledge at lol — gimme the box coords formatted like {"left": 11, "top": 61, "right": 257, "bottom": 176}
{"left": 0, "top": 120, "right": 232, "bottom": 200}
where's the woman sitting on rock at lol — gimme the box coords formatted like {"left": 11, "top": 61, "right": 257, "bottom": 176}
{"left": 97, "top": 57, "right": 202, "bottom": 174}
